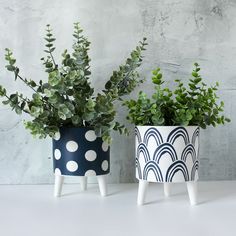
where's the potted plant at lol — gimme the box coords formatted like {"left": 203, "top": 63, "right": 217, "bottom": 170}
{"left": 0, "top": 22, "right": 147, "bottom": 197}
{"left": 124, "top": 63, "right": 230, "bottom": 205}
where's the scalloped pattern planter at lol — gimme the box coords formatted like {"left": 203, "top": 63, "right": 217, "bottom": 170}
{"left": 135, "top": 126, "right": 200, "bottom": 205}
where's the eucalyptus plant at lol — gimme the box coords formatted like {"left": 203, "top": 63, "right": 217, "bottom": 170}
{"left": 124, "top": 63, "right": 230, "bottom": 128}
{"left": 0, "top": 22, "right": 147, "bottom": 143}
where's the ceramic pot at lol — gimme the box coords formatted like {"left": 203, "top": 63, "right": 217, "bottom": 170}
{"left": 135, "top": 126, "right": 200, "bottom": 205}
{"left": 52, "top": 127, "right": 110, "bottom": 197}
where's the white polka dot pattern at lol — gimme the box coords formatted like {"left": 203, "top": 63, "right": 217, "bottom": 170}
{"left": 85, "top": 130, "right": 97, "bottom": 141}
{"left": 54, "top": 168, "right": 61, "bottom": 175}
{"left": 53, "top": 128, "right": 110, "bottom": 176}
{"left": 102, "top": 141, "right": 109, "bottom": 152}
{"left": 85, "top": 170, "right": 96, "bottom": 176}
{"left": 85, "top": 150, "right": 97, "bottom": 162}
{"left": 66, "top": 141, "right": 78, "bottom": 152}
{"left": 54, "top": 132, "right": 61, "bottom": 141}
{"left": 101, "top": 160, "right": 109, "bottom": 171}
{"left": 54, "top": 149, "right": 61, "bottom": 160}
{"left": 66, "top": 161, "right": 78, "bottom": 172}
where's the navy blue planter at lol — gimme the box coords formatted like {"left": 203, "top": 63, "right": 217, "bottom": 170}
{"left": 53, "top": 127, "right": 110, "bottom": 176}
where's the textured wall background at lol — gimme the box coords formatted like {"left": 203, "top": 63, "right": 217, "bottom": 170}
{"left": 0, "top": 0, "right": 235, "bottom": 184}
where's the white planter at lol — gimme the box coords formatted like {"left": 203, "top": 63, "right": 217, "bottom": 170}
{"left": 135, "top": 126, "right": 200, "bottom": 205}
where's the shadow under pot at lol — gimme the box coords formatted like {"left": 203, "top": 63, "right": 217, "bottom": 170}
{"left": 52, "top": 127, "right": 110, "bottom": 197}
{"left": 135, "top": 126, "right": 200, "bottom": 206}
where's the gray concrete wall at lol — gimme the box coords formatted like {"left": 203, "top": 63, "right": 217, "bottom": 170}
{"left": 0, "top": 0, "right": 235, "bottom": 184}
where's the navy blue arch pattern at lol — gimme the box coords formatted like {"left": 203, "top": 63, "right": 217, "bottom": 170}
{"left": 53, "top": 127, "right": 110, "bottom": 176}
{"left": 135, "top": 126, "right": 199, "bottom": 182}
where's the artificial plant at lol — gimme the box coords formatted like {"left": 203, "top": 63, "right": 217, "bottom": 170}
{"left": 0, "top": 22, "right": 147, "bottom": 143}
{"left": 124, "top": 63, "right": 230, "bottom": 128}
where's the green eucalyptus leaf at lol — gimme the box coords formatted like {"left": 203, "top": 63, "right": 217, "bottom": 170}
{"left": 0, "top": 22, "right": 148, "bottom": 142}
{"left": 0, "top": 86, "right": 6, "bottom": 96}
{"left": 124, "top": 63, "right": 230, "bottom": 128}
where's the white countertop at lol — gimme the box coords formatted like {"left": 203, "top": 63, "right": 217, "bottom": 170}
{"left": 0, "top": 181, "right": 236, "bottom": 236}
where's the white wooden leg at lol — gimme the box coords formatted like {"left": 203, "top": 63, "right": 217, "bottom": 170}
{"left": 137, "top": 180, "right": 149, "bottom": 205}
{"left": 54, "top": 175, "right": 64, "bottom": 197}
{"left": 97, "top": 175, "right": 107, "bottom": 197}
{"left": 187, "top": 181, "right": 198, "bottom": 205}
{"left": 79, "top": 176, "right": 87, "bottom": 191}
{"left": 164, "top": 183, "right": 171, "bottom": 197}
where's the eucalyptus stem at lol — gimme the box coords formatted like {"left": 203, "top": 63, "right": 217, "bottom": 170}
{"left": 16, "top": 73, "right": 37, "bottom": 93}
{"left": 0, "top": 22, "right": 147, "bottom": 142}
{"left": 4, "top": 93, "right": 30, "bottom": 114}
{"left": 124, "top": 64, "right": 230, "bottom": 128}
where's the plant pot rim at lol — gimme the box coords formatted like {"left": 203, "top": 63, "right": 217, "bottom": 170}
{"left": 59, "top": 126, "right": 95, "bottom": 129}
{"left": 135, "top": 125, "right": 199, "bottom": 128}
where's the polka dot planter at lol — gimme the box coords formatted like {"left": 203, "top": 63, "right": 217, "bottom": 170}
{"left": 53, "top": 127, "right": 110, "bottom": 197}
{"left": 135, "top": 126, "right": 200, "bottom": 206}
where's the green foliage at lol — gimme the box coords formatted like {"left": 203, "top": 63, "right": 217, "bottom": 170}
{"left": 124, "top": 63, "right": 230, "bottom": 128}
{"left": 0, "top": 22, "right": 147, "bottom": 143}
